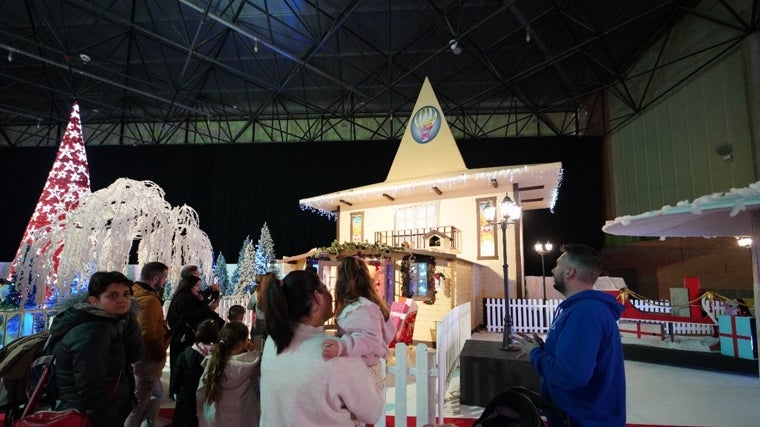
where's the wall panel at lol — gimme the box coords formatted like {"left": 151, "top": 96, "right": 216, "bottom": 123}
{"left": 611, "top": 48, "right": 754, "bottom": 216}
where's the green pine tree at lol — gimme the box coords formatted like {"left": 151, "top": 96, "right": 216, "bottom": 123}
{"left": 254, "top": 222, "right": 277, "bottom": 275}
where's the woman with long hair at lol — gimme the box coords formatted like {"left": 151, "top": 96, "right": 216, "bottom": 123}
{"left": 167, "top": 275, "right": 224, "bottom": 397}
{"left": 196, "top": 321, "right": 260, "bottom": 427}
{"left": 260, "top": 270, "right": 383, "bottom": 426}
{"left": 247, "top": 272, "right": 276, "bottom": 349}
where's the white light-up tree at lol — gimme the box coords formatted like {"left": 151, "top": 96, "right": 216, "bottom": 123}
{"left": 13, "top": 178, "right": 214, "bottom": 306}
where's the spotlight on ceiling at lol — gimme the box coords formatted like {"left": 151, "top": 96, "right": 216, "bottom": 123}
{"left": 449, "top": 39, "right": 462, "bottom": 55}
{"left": 7, "top": 50, "right": 12, "bottom": 62}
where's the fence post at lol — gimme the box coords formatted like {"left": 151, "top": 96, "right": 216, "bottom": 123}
{"left": 393, "top": 344, "right": 408, "bottom": 426}
{"left": 413, "top": 343, "right": 430, "bottom": 426}
{"left": 375, "top": 358, "right": 387, "bottom": 427}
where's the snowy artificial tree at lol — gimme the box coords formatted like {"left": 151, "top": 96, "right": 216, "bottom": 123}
{"left": 230, "top": 235, "right": 250, "bottom": 289}
{"left": 213, "top": 252, "right": 232, "bottom": 295}
{"left": 254, "top": 222, "right": 277, "bottom": 275}
{"left": 13, "top": 178, "right": 214, "bottom": 306}
{"left": 234, "top": 237, "right": 257, "bottom": 294}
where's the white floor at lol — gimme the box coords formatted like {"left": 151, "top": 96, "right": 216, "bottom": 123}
{"left": 154, "top": 331, "right": 760, "bottom": 427}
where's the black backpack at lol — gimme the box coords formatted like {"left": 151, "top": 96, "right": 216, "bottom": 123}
{"left": 472, "top": 386, "right": 570, "bottom": 427}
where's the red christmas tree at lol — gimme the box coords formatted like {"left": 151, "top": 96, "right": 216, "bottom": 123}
{"left": 8, "top": 101, "right": 91, "bottom": 286}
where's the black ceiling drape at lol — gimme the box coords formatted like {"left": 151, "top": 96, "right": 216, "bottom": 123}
{"left": 1, "top": 137, "right": 602, "bottom": 276}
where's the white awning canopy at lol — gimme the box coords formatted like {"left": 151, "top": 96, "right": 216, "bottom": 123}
{"left": 602, "top": 181, "right": 760, "bottom": 238}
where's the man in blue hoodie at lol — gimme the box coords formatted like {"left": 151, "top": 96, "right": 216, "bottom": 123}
{"left": 513, "top": 243, "right": 626, "bottom": 427}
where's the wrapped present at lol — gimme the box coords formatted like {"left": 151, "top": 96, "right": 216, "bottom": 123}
{"left": 618, "top": 321, "right": 664, "bottom": 339}
{"left": 390, "top": 300, "right": 410, "bottom": 314}
{"left": 388, "top": 298, "right": 419, "bottom": 347}
{"left": 718, "top": 315, "right": 757, "bottom": 360}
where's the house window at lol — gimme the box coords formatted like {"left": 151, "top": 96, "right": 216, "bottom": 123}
{"left": 395, "top": 203, "right": 438, "bottom": 230}
{"left": 409, "top": 261, "right": 430, "bottom": 297}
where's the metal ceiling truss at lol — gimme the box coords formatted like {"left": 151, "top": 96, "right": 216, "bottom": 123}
{"left": 0, "top": 0, "right": 757, "bottom": 147}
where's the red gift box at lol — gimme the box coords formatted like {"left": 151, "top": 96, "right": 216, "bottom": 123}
{"left": 619, "top": 321, "right": 664, "bottom": 339}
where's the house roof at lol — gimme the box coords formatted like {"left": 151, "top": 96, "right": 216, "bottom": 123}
{"left": 299, "top": 78, "right": 563, "bottom": 218}
{"left": 300, "top": 162, "right": 562, "bottom": 218}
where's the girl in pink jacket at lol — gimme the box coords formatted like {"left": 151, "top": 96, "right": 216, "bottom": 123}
{"left": 322, "top": 257, "right": 396, "bottom": 391}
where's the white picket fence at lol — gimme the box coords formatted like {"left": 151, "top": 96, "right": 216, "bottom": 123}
{"left": 377, "top": 343, "right": 436, "bottom": 427}
{"left": 485, "top": 297, "right": 727, "bottom": 336}
{"left": 629, "top": 299, "right": 725, "bottom": 335}
{"left": 214, "top": 294, "right": 253, "bottom": 329}
{"left": 435, "top": 303, "right": 471, "bottom": 423}
{"left": 485, "top": 298, "right": 561, "bottom": 333}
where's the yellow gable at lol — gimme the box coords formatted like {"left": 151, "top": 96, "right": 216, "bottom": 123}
{"left": 385, "top": 77, "right": 467, "bottom": 182}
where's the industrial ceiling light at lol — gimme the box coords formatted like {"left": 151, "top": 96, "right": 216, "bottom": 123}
{"left": 449, "top": 39, "right": 461, "bottom": 55}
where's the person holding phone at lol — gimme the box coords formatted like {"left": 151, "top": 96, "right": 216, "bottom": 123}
{"left": 166, "top": 275, "right": 225, "bottom": 398}
{"left": 181, "top": 265, "right": 221, "bottom": 304}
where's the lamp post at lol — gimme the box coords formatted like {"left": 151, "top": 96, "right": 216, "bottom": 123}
{"left": 483, "top": 193, "right": 522, "bottom": 351}
{"left": 534, "top": 241, "right": 553, "bottom": 301}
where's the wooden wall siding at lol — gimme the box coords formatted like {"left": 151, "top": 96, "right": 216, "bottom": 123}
{"left": 453, "top": 260, "right": 475, "bottom": 329}
{"left": 411, "top": 259, "right": 476, "bottom": 343}
{"left": 611, "top": 47, "right": 755, "bottom": 216}
{"left": 602, "top": 237, "right": 753, "bottom": 300}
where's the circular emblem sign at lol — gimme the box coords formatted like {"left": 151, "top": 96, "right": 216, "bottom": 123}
{"left": 411, "top": 105, "right": 441, "bottom": 144}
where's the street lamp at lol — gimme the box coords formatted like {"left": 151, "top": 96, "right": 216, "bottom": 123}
{"left": 534, "top": 241, "right": 553, "bottom": 301}
{"left": 483, "top": 193, "right": 523, "bottom": 351}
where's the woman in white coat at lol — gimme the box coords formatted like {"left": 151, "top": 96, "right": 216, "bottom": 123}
{"left": 259, "top": 270, "right": 383, "bottom": 426}
{"left": 196, "top": 321, "right": 260, "bottom": 427}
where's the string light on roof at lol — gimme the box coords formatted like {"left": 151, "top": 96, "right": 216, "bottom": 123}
{"left": 550, "top": 167, "right": 563, "bottom": 213}
{"left": 300, "top": 165, "right": 563, "bottom": 217}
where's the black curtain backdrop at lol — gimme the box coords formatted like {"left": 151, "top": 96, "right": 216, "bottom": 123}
{"left": 0, "top": 136, "right": 603, "bottom": 276}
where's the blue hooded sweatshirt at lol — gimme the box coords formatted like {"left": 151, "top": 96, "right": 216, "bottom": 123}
{"left": 530, "top": 290, "right": 626, "bottom": 427}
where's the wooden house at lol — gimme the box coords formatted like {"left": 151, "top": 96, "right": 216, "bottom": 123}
{"left": 297, "top": 78, "right": 562, "bottom": 343}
